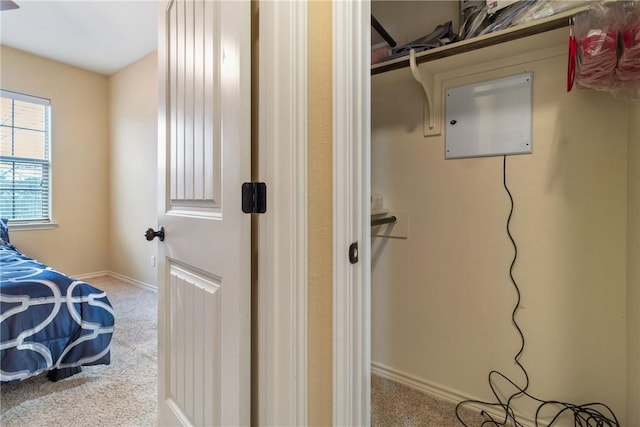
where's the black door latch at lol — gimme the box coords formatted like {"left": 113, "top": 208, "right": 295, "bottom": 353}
{"left": 349, "top": 242, "right": 358, "bottom": 264}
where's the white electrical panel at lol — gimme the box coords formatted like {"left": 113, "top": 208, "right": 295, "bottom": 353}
{"left": 445, "top": 72, "right": 533, "bottom": 160}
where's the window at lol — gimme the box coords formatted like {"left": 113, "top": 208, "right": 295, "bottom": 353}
{"left": 0, "top": 90, "right": 51, "bottom": 223}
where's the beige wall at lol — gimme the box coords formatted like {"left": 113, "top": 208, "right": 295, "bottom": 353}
{"left": 371, "top": 52, "right": 629, "bottom": 422}
{"left": 628, "top": 102, "right": 640, "bottom": 427}
{"left": 307, "top": 1, "right": 333, "bottom": 425}
{"left": 0, "top": 46, "right": 110, "bottom": 276}
{"left": 108, "top": 52, "right": 158, "bottom": 287}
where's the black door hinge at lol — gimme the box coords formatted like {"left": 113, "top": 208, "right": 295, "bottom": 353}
{"left": 242, "top": 182, "right": 267, "bottom": 214}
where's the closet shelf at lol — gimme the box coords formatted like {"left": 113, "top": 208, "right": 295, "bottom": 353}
{"left": 371, "top": 6, "right": 590, "bottom": 76}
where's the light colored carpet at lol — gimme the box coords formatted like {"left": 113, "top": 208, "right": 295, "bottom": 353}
{"left": 371, "top": 374, "right": 489, "bottom": 427}
{"left": 2, "top": 276, "right": 501, "bottom": 427}
{"left": 0, "top": 276, "right": 157, "bottom": 427}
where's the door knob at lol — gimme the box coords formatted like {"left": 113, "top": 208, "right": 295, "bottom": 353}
{"left": 145, "top": 226, "right": 165, "bottom": 242}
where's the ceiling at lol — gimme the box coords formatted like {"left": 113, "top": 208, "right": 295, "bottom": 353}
{"left": 0, "top": 1, "right": 158, "bottom": 76}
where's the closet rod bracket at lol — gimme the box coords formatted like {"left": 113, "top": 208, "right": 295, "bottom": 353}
{"left": 409, "top": 48, "right": 435, "bottom": 130}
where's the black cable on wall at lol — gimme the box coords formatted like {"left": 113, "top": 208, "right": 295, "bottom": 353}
{"left": 454, "top": 155, "right": 620, "bottom": 427}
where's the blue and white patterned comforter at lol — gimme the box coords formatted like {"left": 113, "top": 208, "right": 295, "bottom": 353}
{"left": 0, "top": 245, "right": 114, "bottom": 383}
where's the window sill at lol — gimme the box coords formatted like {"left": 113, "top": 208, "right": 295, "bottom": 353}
{"left": 9, "top": 222, "right": 59, "bottom": 231}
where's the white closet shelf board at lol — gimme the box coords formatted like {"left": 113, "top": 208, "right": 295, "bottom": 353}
{"left": 372, "top": 26, "right": 566, "bottom": 91}
{"left": 371, "top": 5, "right": 589, "bottom": 76}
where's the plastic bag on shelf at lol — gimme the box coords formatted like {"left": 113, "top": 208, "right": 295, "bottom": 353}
{"left": 460, "top": 2, "right": 489, "bottom": 39}
{"left": 511, "top": 1, "right": 591, "bottom": 26}
{"left": 460, "top": 1, "right": 528, "bottom": 40}
{"left": 461, "top": 0, "right": 485, "bottom": 21}
{"left": 574, "top": 3, "right": 621, "bottom": 91}
{"left": 460, "top": 0, "right": 590, "bottom": 40}
{"left": 477, "top": 0, "right": 536, "bottom": 37}
{"left": 611, "top": 2, "right": 640, "bottom": 100}
{"left": 383, "top": 21, "right": 458, "bottom": 62}
{"left": 616, "top": 3, "right": 640, "bottom": 82}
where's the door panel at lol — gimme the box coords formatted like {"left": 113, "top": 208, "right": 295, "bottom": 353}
{"left": 158, "top": 0, "right": 251, "bottom": 425}
{"left": 169, "top": 0, "right": 221, "bottom": 207}
{"left": 169, "top": 265, "right": 221, "bottom": 426}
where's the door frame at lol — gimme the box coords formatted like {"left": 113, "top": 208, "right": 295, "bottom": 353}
{"left": 256, "top": 1, "right": 308, "bottom": 426}
{"left": 333, "top": 1, "right": 371, "bottom": 425}
{"left": 257, "top": 1, "right": 368, "bottom": 425}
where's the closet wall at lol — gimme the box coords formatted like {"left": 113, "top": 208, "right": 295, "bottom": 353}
{"left": 629, "top": 102, "right": 640, "bottom": 427}
{"left": 371, "top": 13, "right": 632, "bottom": 425}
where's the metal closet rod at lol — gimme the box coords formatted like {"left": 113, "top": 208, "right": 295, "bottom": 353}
{"left": 371, "top": 215, "right": 397, "bottom": 227}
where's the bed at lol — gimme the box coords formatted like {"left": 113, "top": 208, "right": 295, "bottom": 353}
{"left": 0, "top": 219, "right": 114, "bottom": 383}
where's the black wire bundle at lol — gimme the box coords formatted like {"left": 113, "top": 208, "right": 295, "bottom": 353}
{"left": 454, "top": 156, "right": 620, "bottom": 427}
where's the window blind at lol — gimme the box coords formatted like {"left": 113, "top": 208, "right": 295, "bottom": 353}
{"left": 0, "top": 89, "right": 51, "bottom": 222}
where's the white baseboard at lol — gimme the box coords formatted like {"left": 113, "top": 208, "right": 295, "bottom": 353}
{"left": 73, "top": 271, "right": 157, "bottom": 292}
{"left": 107, "top": 271, "right": 157, "bottom": 292}
{"left": 372, "top": 362, "right": 471, "bottom": 407}
{"left": 371, "top": 362, "right": 538, "bottom": 427}
{"left": 73, "top": 271, "right": 110, "bottom": 280}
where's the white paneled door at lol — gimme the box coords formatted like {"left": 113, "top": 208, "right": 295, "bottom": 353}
{"left": 156, "top": 0, "right": 251, "bottom": 425}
